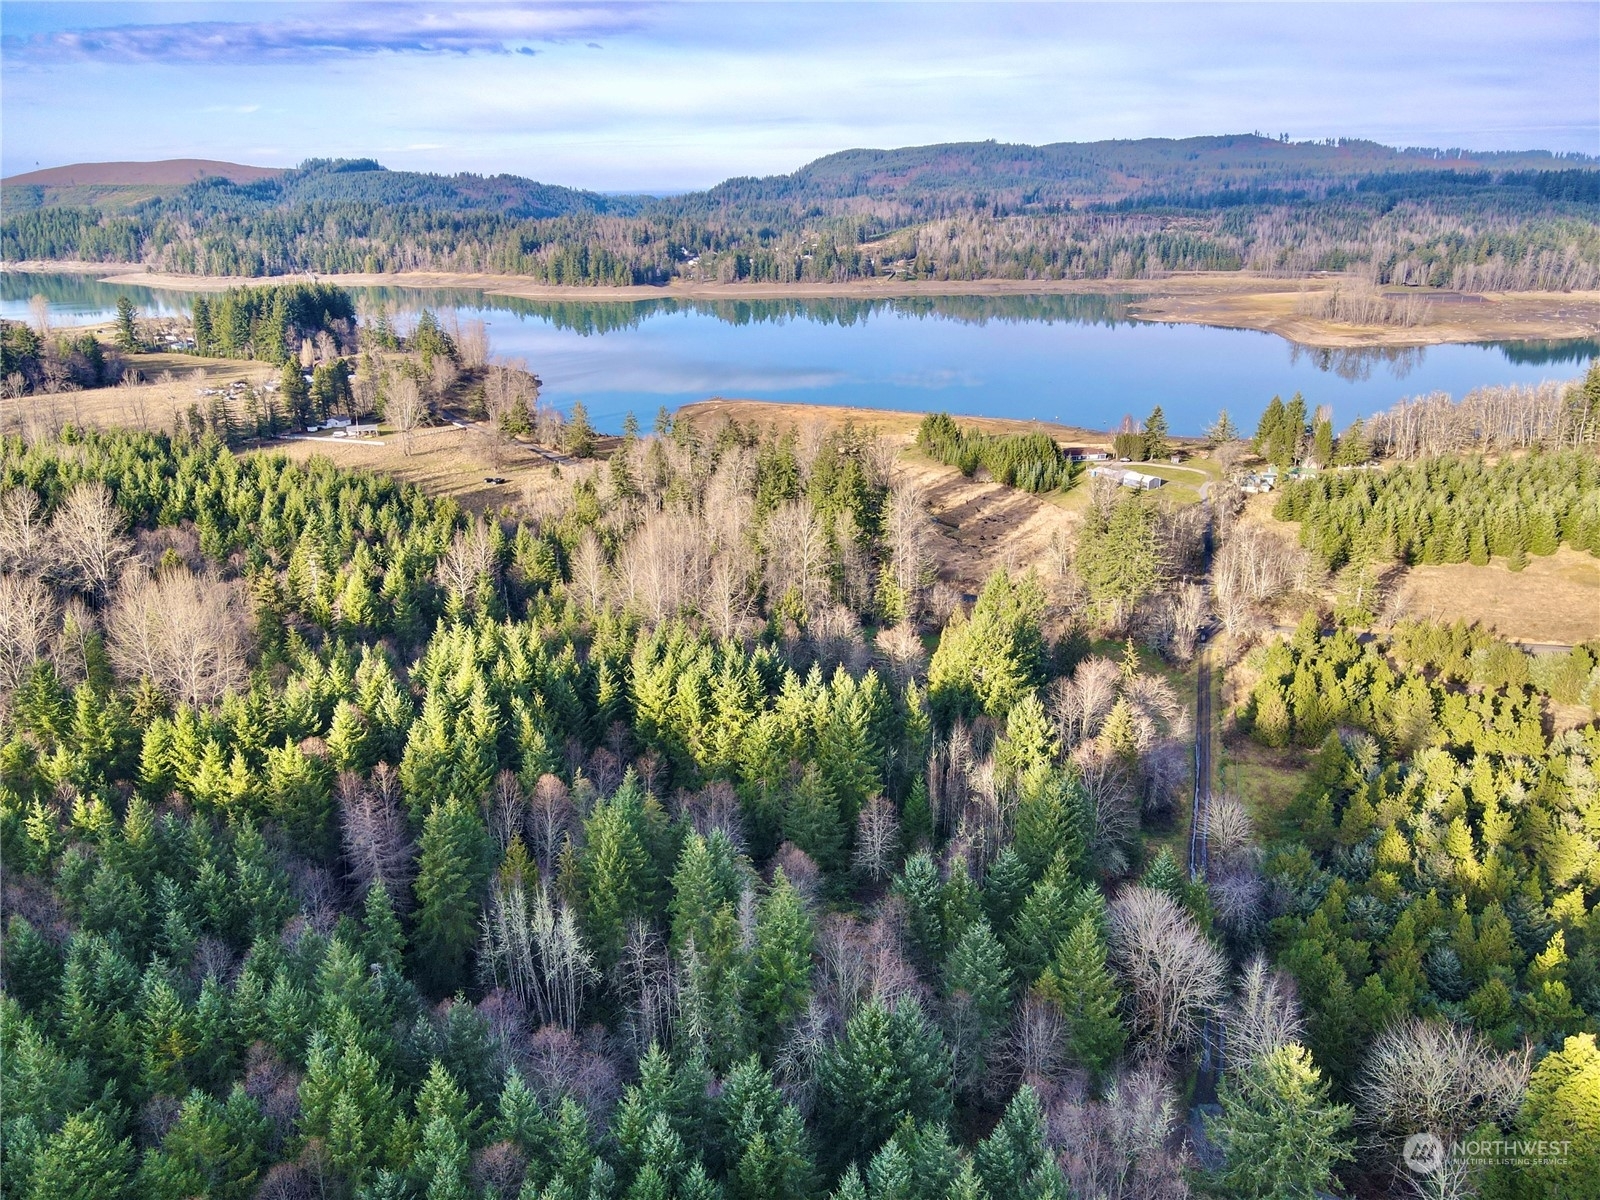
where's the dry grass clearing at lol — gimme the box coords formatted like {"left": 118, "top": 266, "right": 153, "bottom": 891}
{"left": 677, "top": 397, "right": 1112, "bottom": 446}
{"left": 1, "top": 352, "right": 276, "bottom": 440}
{"left": 259, "top": 425, "right": 587, "bottom": 514}
{"left": 1397, "top": 548, "right": 1600, "bottom": 646}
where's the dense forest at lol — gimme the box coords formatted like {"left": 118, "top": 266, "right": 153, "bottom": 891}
{"left": 2, "top": 383, "right": 1599, "bottom": 1199}
{"left": 1239, "top": 619, "right": 1600, "bottom": 1197}
{"left": 4, "top": 137, "right": 1597, "bottom": 290}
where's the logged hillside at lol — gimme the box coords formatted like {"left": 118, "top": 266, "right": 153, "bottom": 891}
{"left": 4, "top": 136, "right": 1598, "bottom": 289}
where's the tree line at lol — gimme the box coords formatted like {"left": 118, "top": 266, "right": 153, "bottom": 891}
{"left": 5, "top": 146, "right": 1596, "bottom": 292}
{"left": 1271, "top": 450, "right": 1600, "bottom": 571}
{"left": 914, "top": 415, "right": 1078, "bottom": 493}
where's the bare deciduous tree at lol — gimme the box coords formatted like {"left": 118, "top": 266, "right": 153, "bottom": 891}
{"left": 997, "top": 992, "right": 1067, "bottom": 1093}
{"left": 488, "top": 770, "right": 526, "bottom": 853}
{"left": 387, "top": 373, "right": 426, "bottom": 456}
{"left": 613, "top": 920, "right": 676, "bottom": 1058}
{"left": 1048, "top": 1062, "right": 1187, "bottom": 1200}
{"left": 480, "top": 361, "right": 538, "bottom": 469}
{"left": 883, "top": 479, "right": 934, "bottom": 619}
{"left": 852, "top": 795, "right": 901, "bottom": 882}
{"left": 455, "top": 318, "right": 490, "bottom": 370}
{"left": 1107, "top": 885, "right": 1227, "bottom": 1057}
{"left": 1207, "top": 794, "right": 1257, "bottom": 868}
{"left": 569, "top": 528, "right": 609, "bottom": 613}
{"left": 704, "top": 551, "right": 754, "bottom": 641}
{"left": 874, "top": 621, "right": 928, "bottom": 689}
{"left": 764, "top": 498, "right": 829, "bottom": 618}
{"left": 1070, "top": 749, "right": 1137, "bottom": 877}
{"left": 1356, "top": 1018, "right": 1530, "bottom": 1152}
{"left": 0, "top": 572, "right": 56, "bottom": 705}
{"left": 107, "top": 565, "right": 248, "bottom": 706}
{"left": 29, "top": 294, "right": 50, "bottom": 340}
{"left": 0, "top": 487, "right": 46, "bottom": 573}
{"left": 1048, "top": 655, "right": 1121, "bottom": 751}
{"left": 1169, "top": 580, "right": 1207, "bottom": 663}
{"left": 527, "top": 773, "right": 574, "bottom": 878}
{"left": 437, "top": 519, "right": 497, "bottom": 605}
{"left": 1223, "top": 953, "right": 1303, "bottom": 1071}
{"left": 338, "top": 766, "right": 414, "bottom": 900}
{"left": 1212, "top": 523, "right": 1310, "bottom": 636}
{"left": 814, "top": 911, "right": 922, "bottom": 1021}
{"left": 1211, "top": 868, "right": 1267, "bottom": 945}
{"left": 430, "top": 355, "right": 458, "bottom": 405}
{"left": 619, "top": 508, "right": 707, "bottom": 624}
{"left": 50, "top": 482, "right": 131, "bottom": 598}
{"left": 479, "top": 880, "right": 597, "bottom": 1032}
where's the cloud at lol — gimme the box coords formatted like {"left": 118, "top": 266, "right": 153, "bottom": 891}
{"left": 890, "top": 368, "right": 982, "bottom": 390}
{"left": 1, "top": 3, "right": 649, "bottom": 63}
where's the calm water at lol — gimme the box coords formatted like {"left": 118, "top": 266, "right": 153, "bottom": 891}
{"left": 4, "top": 271, "right": 1594, "bottom": 435}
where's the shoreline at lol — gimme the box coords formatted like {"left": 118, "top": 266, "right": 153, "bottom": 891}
{"left": 5, "top": 261, "right": 1599, "bottom": 349}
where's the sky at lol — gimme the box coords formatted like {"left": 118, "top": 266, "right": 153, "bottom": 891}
{"left": 2, "top": 2, "right": 1596, "bottom": 190}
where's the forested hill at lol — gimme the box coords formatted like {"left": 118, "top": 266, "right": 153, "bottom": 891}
{"left": 2, "top": 157, "right": 641, "bottom": 220}
{"left": 674, "top": 135, "right": 1596, "bottom": 217}
{"left": 4, "top": 136, "right": 1597, "bottom": 286}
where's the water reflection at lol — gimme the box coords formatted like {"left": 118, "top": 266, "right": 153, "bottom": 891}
{"left": 1287, "top": 342, "right": 1428, "bottom": 381}
{"left": 3, "top": 270, "right": 1591, "bottom": 435}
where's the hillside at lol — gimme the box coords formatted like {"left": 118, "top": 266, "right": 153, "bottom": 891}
{"left": 676, "top": 135, "right": 1595, "bottom": 216}
{"left": 4, "top": 136, "right": 1597, "bottom": 287}
{"left": 1, "top": 158, "right": 284, "bottom": 187}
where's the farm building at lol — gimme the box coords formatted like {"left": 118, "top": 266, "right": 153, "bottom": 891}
{"left": 1090, "top": 465, "right": 1166, "bottom": 489}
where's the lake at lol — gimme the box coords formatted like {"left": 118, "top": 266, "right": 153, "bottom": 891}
{"left": 4, "top": 270, "right": 1594, "bottom": 435}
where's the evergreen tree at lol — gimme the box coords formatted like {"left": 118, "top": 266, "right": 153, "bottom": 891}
{"left": 114, "top": 296, "right": 141, "bottom": 352}
{"left": 1143, "top": 406, "right": 1169, "bottom": 461}
{"left": 894, "top": 852, "right": 947, "bottom": 965}
{"left": 280, "top": 361, "right": 310, "bottom": 426}
{"left": 927, "top": 570, "right": 1046, "bottom": 721}
{"left": 28, "top": 1110, "right": 134, "bottom": 1200}
{"left": 136, "top": 1087, "right": 269, "bottom": 1200}
{"left": 745, "top": 869, "right": 814, "bottom": 1048}
{"left": 1334, "top": 418, "right": 1369, "bottom": 465}
{"left": 1075, "top": 495, "right": 1161, "bottom": 622}
{"left": 564, "top": 402, "right": 596, "bottom": 458}
{"left": 815, "top": 999, "right": 953, "bottom": 1172}
{"left": 1206, "top": 410, "right": 1239, "bottom": 443}
{"left": 1311, "top": 414, "right": 1334, "bottom": 467}
{"left": 782, "top": 762, "right": 845, "bottom": 871}
{"left": 1492, "top": 1032, "right": 1600, "bottom": 1199}
{"left": 412, "top": 797, "right": 492, "bottom": 996}
{"left": 974, "top": 1087, "right": 1060, "bottom": 1200}
{"left": 1254, "top": 396, "right": 1285, "bottom": 460}
{"left": 1205, "top": 1043, "right": 1353, "bottom": 1200}
{"left": 942, "top": 917, "right": 1012, "bottom": 1089}
{"left": 1035, "top": 915, "right": 1125, "bottom": 1074}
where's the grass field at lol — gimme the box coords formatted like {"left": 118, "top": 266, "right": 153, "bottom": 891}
{"left": 1217, "top": 735, "right": 1307, "bottom": 843}
{"left": 1397, "top": 548, "right": 1600, "bottom": 645}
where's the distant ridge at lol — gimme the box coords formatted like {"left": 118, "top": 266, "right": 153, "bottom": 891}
{"left": 3, "top": 159, "right": 284, "bottom": 187}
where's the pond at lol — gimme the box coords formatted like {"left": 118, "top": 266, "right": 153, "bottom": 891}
{"left": 4, "top": 270, "right": 1594, "bottom": 435}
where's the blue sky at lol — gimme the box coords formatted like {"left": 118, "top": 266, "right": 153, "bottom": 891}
{"left": 3, "top": 2, "right": 1596, "bottom": 190}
